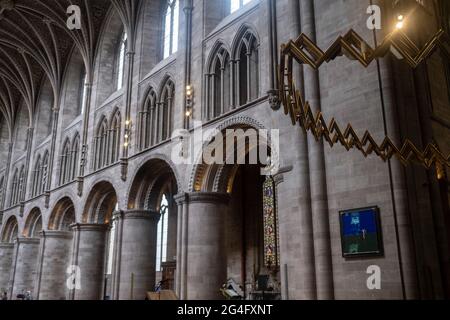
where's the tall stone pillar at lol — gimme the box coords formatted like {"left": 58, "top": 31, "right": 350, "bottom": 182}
{"left": 0, "top": 243, "right": 14, "bottom": 293}
{"left": 69, "top": 224, "right": 108, "bottom": 300}
{"left": 186, "top": 193, "right": 229, "bottom": 300}
{"left": 273, "top": 0, "right": 317, "bottom": 301}
{"left": 300, "top": 0, "right": 334, "bottom": 300}
{"left": 9, "top": 238, "right": 40, "bottom": 299}
{"left": 34, "top": 231, "right": 72, "bottom": 300}
{"left": 174, "top": 193, "right": 188, "bottom": 299}
{"left": 112, "top": 210, "right": 160, "bottom": 300}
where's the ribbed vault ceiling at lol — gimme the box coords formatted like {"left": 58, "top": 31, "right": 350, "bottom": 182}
{"left": 0, "top": 0, "right": 141, "bottom": 139}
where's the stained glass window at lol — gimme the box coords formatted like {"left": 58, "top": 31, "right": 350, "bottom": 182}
{"left": 263, "top": 176, "right": 279, "bottom": 269}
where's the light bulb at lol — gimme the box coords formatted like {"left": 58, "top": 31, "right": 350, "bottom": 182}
{"left": 124, "top": 142, "right": 129, "bottom": 147}
{"left": 125, "top": 120, "right": 131, "bottom": 126}
{"left": 395, "top": 14, "right": 404, "bottom": 30}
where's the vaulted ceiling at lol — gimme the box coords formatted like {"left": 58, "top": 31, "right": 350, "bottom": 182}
{"left": 0, "top": 0, "right": 142, "bottom": 140}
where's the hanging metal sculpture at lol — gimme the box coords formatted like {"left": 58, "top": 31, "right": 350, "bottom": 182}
{"left": 278, "top": 28, "right": 450, "bottom": 172}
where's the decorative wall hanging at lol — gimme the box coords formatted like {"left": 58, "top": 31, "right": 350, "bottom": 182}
{"left": 278, "top": 28, "right": 450, "bottom": 173}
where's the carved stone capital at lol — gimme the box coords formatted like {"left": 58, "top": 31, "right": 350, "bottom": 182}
{"left": 0, "top": 242, "right": 14, "bottom": 249}
{"left": 174, "top": 193, "right": 189, "bottom": 205}
{"left": 15, "top": 237, "right": 40, "bottom": 245}
{"left": 70, "top": 223, "right": 109, "bottom": 232}
{"left": 268, "top": 89, "right": 281, "bottom": 110}
{"left": 121, "top": 209, "right": 161, "bottom": 222}
{"left": 188, "top": 192, "right": 230, "bottom": 205}
{"left": 39, "top": 230, "right": 73, "bottom": 240}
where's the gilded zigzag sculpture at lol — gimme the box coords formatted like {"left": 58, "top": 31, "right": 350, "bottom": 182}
{"left": 279, "top": 28, "right": 450, "bottom": 171}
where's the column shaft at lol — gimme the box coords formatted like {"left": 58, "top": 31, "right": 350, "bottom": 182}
{"left": 10, "top": 238, "right": 40, "bottom": 299}
{"left": 34, "top": 231, "right": 72, "bottom": 300}
{"left": 115, "top": 210, "right": 160, "bottom": 300}
{"left": 70, "top": 224, "right": 108, "bottom": 300}
{"left": 186, "top": 193, "right": 229, "bottom": 300}
{"left": 0, "top": 243, "right": 14, "bottom": 293}
{"left": 174, "top": 194, "right": 187, "bottom": 299}
{"left": 300, "top": 0, "right": 334, "bottom": 300}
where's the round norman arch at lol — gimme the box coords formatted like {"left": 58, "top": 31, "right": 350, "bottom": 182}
{"left": 23, "top": 207, "right": 43, "bottom": 238}
{"left": 82, "top": 181, "right": 118, "bottom": 224}
{"left": 127, "top": 157, "right": 180, "bottom": 211}
{"left": 48, "top": 197, "right": 76, "bottom": 231}
{"left": 1, "top": 215, "right": 19, "bottom": 243}
{"left": 189, "top": 116, "right": 276, "bottom": 192}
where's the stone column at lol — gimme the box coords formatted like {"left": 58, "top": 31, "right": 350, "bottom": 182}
{"left": 174, "top": 193, "right": 188, "bottom": 299}
{"left": 166, "top": 196, "right": 178, "bottom": 263}
{"left": 0, "top": 243, "right": 14, "bottom": 293}
{"left": 9, "top": 238, "right": 40, "bottom": 299}
{"left": 34, "top": 231, "right": 72, "bottom": 300}
{"left": 186, "top": 193, "right": 229, "bottom": 300}
{"left": 113, "top": 210, "right": 160, "bottom": 300}
{"left": 69, "top": 224, "right": 108, "bottom": 300}
{"left": 300, "top": 0, "right": 334, "bottom": 300}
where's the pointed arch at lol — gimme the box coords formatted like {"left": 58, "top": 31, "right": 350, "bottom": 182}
{"left": 157, "top": 77, "right": 175, "bottom": 144}
{"left": 231, "top": 25, "right": 260, "bottom": 106}
{"left": 140, "top": 87, "right": 158, "bottom": 150}
{"left": 109, "top": 109, "right": 121, "bottom": 164}
{"left": 94, "top": 116, "right": 109, "bottom": 170}
{"left": 41, "top": 151, "right": 49, "bottom": 195}
{"left": 205, "top": 41, "right": 232, "bottom": 120}
{"left": 31, "top": 154, "right": 42, "bottom": 198}
{"left": 60, "top": 138, "right": 71, "bottom": 186}
{"left": 71, "top": 132, "right": 80, "bottom": 181}
{"left": 10, "top": 168, "right": 18, "bottom": 206}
